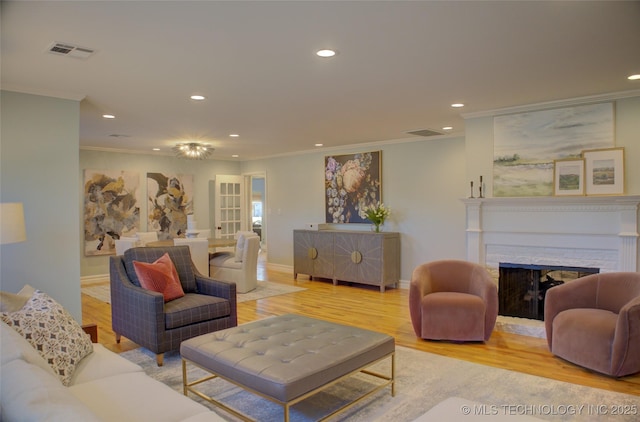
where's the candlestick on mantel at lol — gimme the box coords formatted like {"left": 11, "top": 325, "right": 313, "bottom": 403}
{"left": 479, "top": 175, "right": 484, "bottom": 198}
{"left": 469, "top": 181, "right": 475, "bottom": 198}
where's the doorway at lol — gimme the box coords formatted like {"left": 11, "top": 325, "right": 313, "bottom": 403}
{"left": 249, "top": 174, "right": 266, "bottom": 250}
{"left": 209, "top": 173, "right": 266, "bottom": 250}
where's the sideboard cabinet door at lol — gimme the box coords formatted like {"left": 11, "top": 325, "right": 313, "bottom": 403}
{"left": 333, "top": 232, "right": 379, "bottom": 285}
{"left": 293, "top": 230, "right": 334, "bottom": 279}
{"left": 334, "top": 231, "right": 399, "bottom": 292}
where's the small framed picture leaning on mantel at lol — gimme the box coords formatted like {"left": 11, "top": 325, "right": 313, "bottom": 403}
{"left": 553, "top": 158, "right": 585, "bottom": 196}
{"left": 582, "top": 147, "right": 625, "bottom": 196}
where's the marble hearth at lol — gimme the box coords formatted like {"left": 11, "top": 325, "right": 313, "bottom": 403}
{"left": 463, "top": 195, "right": 640, "bottom": 338}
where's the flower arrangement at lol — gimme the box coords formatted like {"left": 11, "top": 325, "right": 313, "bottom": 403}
{"left": 364, "top": 202, "right": 391, "bottom": 232}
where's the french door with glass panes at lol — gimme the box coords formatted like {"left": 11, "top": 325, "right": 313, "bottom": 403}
{"left": 214, "top": 175, "right": 246, "bottom": 239}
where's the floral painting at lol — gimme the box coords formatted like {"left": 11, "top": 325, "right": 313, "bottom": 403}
{"left": 84, "top": 170, "right": 140, "bottom": 256}
{"left": 493, "top": 103, "right": 614, "bottom": 197}
{"left": 325, "top": 151, "right": 381, "bottom": 224}
{"left": 147, "top": 172, "right": 193, "bottom": 240}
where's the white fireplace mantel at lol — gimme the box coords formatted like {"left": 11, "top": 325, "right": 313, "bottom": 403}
{"left": 462, "top": 196, "right": 640, "bottom": 273}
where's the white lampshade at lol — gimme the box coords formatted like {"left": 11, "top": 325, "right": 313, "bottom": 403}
{"left": 0, "top": 203, "right": 27, "bottom": 244}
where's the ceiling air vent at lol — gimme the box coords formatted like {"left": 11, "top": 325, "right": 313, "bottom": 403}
{"left": 406, "top": 128, "right": 444, "bottom": 137}
{"left": 47, "top": 42, "right": 95, "bottom": 59}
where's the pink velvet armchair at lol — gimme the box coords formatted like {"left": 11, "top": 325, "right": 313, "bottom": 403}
{"left": 409, "top": 260, "right": 498, "bottom": 342}
{"left": 544, "top": 272, "right": 640, "bottom": 377}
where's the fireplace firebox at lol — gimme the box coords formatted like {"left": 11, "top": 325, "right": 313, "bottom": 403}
{"left": 498, "top": 263, "right": 599, "bottom": 321}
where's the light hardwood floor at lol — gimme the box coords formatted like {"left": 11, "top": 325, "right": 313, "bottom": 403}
{"left": 82, "top": 260, "right": 640, "bottom": 397}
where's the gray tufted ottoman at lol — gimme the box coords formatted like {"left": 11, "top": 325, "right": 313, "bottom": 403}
{"left": 180, "top": 314, "right": 395, "bottom": 421}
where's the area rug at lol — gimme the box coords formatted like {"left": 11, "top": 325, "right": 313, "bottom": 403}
{"left": 120, "top": 345, "right": 639, "bottom": 422}
{"left": 82, "top": 281, "right": 306, "bottom": 304}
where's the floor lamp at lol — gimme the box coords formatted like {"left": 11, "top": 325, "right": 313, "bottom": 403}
{"left": 0, "top": 202, "right": 27, "bottom": 245}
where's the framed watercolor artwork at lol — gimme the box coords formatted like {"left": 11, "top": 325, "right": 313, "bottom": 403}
{"left": 147, "top": 172, "right": 194, "bottom": 239}
{"left": 582, "top": 147, "right": 625, "bottom": 196}
{"left": 324, "top": 151, "right": 381, "bottom": 224}
{"left": 493, "top": 102, "right": 614, "bottom": 197}
{"left": 553, "top": 158, "right": 584, "bottom": 196}
{"left": 83, "top": 169, "right": 140, "bottom": 256}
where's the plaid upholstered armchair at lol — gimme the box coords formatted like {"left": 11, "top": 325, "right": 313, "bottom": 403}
{"left": 109, "top": 246, "right": 237, "bottom": 366}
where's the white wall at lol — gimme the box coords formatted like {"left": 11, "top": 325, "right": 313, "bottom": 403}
{"left": 241, "top": 136, "right": 468, "bottom": 280}
{"left": 1, "top": 91, "right": 82, "bottom": 321}
{"left": 615, "top": 96, "right": 640, "bottom": 193}
{"left": 80, "top": 150, "right": 241, "bottom": 276}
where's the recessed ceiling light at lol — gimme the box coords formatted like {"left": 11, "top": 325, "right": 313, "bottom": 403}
{"left": 190, "top": 94, "right": 206, "bottom": 101}
{"left": 442, "top": 126, "right": 453, "bottom": 131}
{"left": 232, "top": 154, "right": 239, "bottom": 158}
{"left": 152, "top": 148, "right": 160, "bottom": 151}
{"left": 229, "top": 134, "right": 239, "bottom": 138}
{"left": 315, "top": 143, "right": 324, "bottom": 147}
{"left": 451, "top": 103, "right": 464, "bottom": 108}
{"left": 102, "top": 114, "right": 115, "bottom": 119}
{"left": 316, "top": 49, "right": 336, "bottom": 58}
{"left": 628, "top": 74, "right": 640, "bottom": 80}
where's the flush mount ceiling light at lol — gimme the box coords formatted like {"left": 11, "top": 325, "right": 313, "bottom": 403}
{"left": 628, "top": 74, "right": 640, "bottom": 80}
{"left": 190, "top": 94, "right": 206, "bottom": 101}
{"left": 451, "top": 103, "right": 465, "bottom": 108}
{"left": 316, "top": 49, "right": 336, "bottom": 58}
{"left": 172, "top": 142, "right": 213, "bottom": 160}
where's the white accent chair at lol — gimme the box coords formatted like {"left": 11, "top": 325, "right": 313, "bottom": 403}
{"left": 114, "top": 237, "right": 138, "bottom": 255}
{"left": 209, "top": 232, "right": 260, "bottom": 293}
{"left": 173, "top": 237, "right": 210, "bottom": 276}
{"left": 136, "top": 231, "right": 158, "bottom": 246}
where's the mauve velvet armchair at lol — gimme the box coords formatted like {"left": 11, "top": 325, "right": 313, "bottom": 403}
{"left": 409, "top": 260, "right": 498, "bottom": 342}
{"left": 544, "top": 272, "right": 640, "bottom": 377}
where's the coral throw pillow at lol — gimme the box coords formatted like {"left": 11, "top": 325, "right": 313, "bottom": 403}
{"left": 133, "top": 253, "right": 185, "bottom": 302}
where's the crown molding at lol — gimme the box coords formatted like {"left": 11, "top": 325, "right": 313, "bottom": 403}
{"left": 1, "top": 85, "right": 86, "bottom": 101}
{"left": 461, "top": 89, "right": 640, "bottom": 120}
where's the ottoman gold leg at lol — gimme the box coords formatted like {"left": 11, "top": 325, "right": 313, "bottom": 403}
{"left": 182, "top": 359, "right": 187, "bottom": 395}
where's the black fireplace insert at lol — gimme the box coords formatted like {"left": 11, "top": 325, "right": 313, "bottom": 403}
{"left": 498, "top": 263, "right": 599, "bottom": 321}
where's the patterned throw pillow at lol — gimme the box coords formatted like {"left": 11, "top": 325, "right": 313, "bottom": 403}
{"left": 133, "top": 252, "right": 185, "bottom": 302}
{"left": 0, "top": 290, "right": 94, "bottom": 386}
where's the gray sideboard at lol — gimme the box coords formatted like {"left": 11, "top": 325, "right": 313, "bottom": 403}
{"left": 293, "top": 229, "right": 400, "bottom": 292}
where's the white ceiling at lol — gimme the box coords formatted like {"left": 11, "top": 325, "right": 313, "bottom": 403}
{"left": 2, "top": 1, "right": 639, "bottom": 160}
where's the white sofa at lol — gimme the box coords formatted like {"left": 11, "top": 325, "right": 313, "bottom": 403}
{"left": 0, "top": 321, "right": 225, "bottom": 422}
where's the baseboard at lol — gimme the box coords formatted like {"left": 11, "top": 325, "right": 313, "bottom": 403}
{"left": 265, "top": 262, "right": 293, "bottom": 274}
{"left": 81, "top": 274, "right": 109, "bottom": 286}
